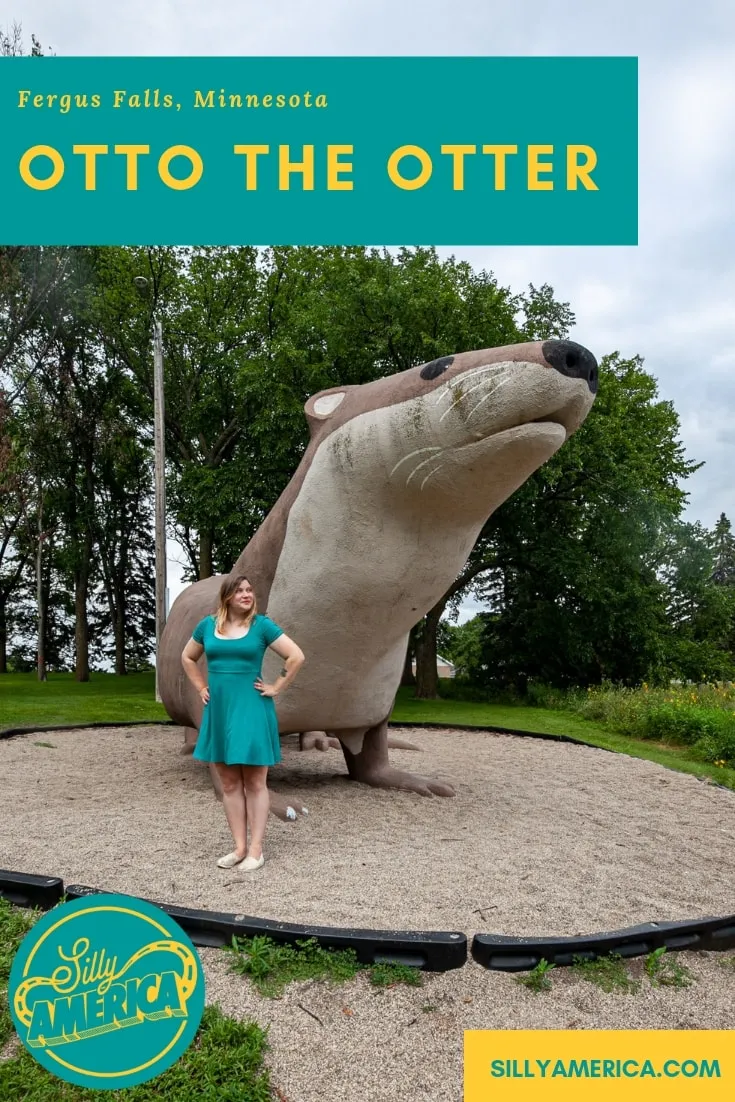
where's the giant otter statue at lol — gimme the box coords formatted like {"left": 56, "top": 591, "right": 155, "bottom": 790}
{"left": 159, "top": 339, "right": 598, "bottom": 817}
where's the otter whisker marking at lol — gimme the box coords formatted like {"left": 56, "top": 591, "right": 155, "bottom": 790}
{"left": 389, "top": 446, "right": 441, "bottom": 478}
{"left": 438, "top": 377, "right": 510, "bottom": 423}
{"left": 419, "top": 459, "right": 448, "bottom": 491}
{"left": 432, "top": 363, "right": 510, "bottom": 406}
{"left": 433, "top": 363, "right": 510, "bottom": 406}
{"left": 466, "top": 376, "right": 515, "bottom": 419}
{"left": 438, "top": 368, "right": 513, "bottom": 421}
{"left": 405, "top": 448, "right": 450, "bottom": 486}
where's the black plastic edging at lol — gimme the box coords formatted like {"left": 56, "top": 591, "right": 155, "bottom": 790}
{"left": 3, "top": 869, "right": 734, "bottom": 974}
{"left": 472, "top": 914, "right": 735, "bottom": 972}
{"left": 0, "top": 720, "right": 176, "bottom": 740}
{"left": 63, "top": 883, "right": 467, "bottom": 971}
{"left": 0, "top": 870, "right": 64, "bottom": 909}
{"left": 4, "top": 719, "right": 730, "bottom": 783}
{"left": 389, "top": 720, "right": 614, "bottom": 750}
{"left": 7, "top": 719, "right": 730, "bottom": 795}
{"left": 3, "top": 718, "right": 597, "bottom": 748}
{"left": 1, "top": 718, "right": 608, "bottom": 758}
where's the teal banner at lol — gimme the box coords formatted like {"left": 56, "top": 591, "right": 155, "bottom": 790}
{"left": 0, "top": 57, "right": 637, "bottom": 245}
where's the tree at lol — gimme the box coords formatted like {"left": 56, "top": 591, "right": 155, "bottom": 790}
{"left": 410, "top": 279, "right": 579, "bottom": 697}
{"left": 711, "top": 513, "right": 735, "bottom": 587}
{"left": 658, "top": 519, "right": 735, "bottom": 681}
{"left": 5, "top": 249, "right": 157, "bottom": 678}
{"left": 470, "top": 353, "right": 700, "bottom": 689}
{"left": 91, "top": 401, "right": 155, "bottom": 674}
{"left": 93, "top": 245, "right": 525, "bottom": 586}
{"left": 0, "top": 248, "right": 71, "bottom": 414}
{"left": 440, "top": 615, "right": 485, "bottom": 681}
{"left": 1, "top": 23, "right": 47, "bottom": 57}
{"left": 92, "top": 246, "right": 266, "bottom": 579}
{"left": 0, "top": 394, "right": 36, "bottom": 671}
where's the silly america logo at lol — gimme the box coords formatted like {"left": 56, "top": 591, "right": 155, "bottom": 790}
{"left": 9, "top": 894, "right": 205, "bottom": 1090}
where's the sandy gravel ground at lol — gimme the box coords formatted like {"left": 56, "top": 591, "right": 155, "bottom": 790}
{"left": 1, "top": 724, "right": 734, "bottom": 1100}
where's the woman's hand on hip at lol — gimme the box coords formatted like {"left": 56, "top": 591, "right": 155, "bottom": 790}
{"left": 254, "top": 678, "right": 278, "bottom": 697}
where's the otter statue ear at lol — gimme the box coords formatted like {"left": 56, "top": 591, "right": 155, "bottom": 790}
{"left": 304, "top": 388, "right": 348, "bottom": 435}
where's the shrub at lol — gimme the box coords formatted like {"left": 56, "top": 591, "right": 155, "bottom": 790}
{"left": 694, "top": 727, "right": 735, "bottom": 768}
{"left": 553, "top": 681, "right": 735, "bottom": 766}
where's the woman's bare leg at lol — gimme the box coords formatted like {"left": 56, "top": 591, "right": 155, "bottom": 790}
{"left": 213, "top": 762, "right": 248, "bottom": 858}
{"left": 242, "top": 765, "right": 269, "bottom": 860}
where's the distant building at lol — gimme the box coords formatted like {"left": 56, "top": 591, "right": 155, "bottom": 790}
{"left": 411, "top": 655, "right": 456, "bottom": 679}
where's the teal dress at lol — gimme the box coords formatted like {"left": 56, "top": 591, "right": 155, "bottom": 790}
{"left": 191, "top": 614, "right": 283, "bottom": 766}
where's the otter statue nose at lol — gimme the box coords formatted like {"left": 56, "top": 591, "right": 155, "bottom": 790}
{"left": 542, "top": 339, "right": 598, "bottom": 394}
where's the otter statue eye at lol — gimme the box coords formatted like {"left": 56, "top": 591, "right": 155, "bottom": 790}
{"left": 420, "top": 355, "right": 454, "bottom": 380}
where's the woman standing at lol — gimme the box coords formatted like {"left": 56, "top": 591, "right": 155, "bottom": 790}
{"left": 181, "top": 573, "right": 305, "bottom": 871}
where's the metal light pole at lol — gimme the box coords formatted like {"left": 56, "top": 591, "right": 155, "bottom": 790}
{"left": 134, "top": 277, "right": 167, "bottom": 702}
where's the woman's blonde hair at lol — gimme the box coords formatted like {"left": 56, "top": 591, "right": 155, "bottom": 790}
{"left": 215, "top": 573, "right": 257, "bottom": 634}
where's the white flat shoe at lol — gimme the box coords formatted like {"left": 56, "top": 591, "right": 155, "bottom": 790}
{"left": 237, "top": 854, "right": 265, "bottom": 872}
{"left": 217, "top": 851, "right": 246, "bottom": 869}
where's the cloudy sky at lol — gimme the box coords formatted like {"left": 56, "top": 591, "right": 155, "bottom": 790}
{"left": 13, "top": 0, "right": 735, "bottom": 609}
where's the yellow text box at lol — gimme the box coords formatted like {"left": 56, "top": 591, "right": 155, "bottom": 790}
{"left": 464, "top": 1031, "right": 733, "bottom": 1100}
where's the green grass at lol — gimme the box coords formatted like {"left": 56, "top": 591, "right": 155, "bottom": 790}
{"left": 0, "top": 671, "right": 167, "bottom": 729}
{"left": 571, "top": 953, "right": 640, "bottom": 994}
{"left": 515, "top": 959, "right": 555, "bottom": 994}
{"left": 0, "top": 1006, "right": 270, "bottom": 1101}
{"left": 644, "top": 947, "right": 693, "bottom": 989}
{"left": 0, "top": 897, "right": 38, "bottom": 1049}
{"left": 516, "top": 949, "right": 698, "bottom": 996}
{"left": 3, "top": 673, "right": 735, "bottom": 793}
{"left": 369, "top": 962, "right": 423, "bottom": 988}
{"left": 224, "top": 934, "right": 423, "bottom": 998}
{"left": 392, "top": 686, "right": 735, "bottom": 792}
{"left": 0, "top": 898, "right": 271, "bottom": 1100}
{"left": 224, "top": 934, "right": 362, "bottom": 997}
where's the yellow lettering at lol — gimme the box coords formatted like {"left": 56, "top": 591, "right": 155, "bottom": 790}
{"left": 481, "top": 145, "right": 518, "bottom": 190}
{"left": 528, "top": 144, "right": 554, "bottom": 190}
{"left": 18, "top": 90, "right": 31, "bottom": 107}
{"left": 387, "top": 145, "right": 432, "bottom": 190}
{"left": 440, "top": 144, "right": 476, "bottom": 190}
{"left": 141, "top": 971, "right": 186, "bottom": 1020}
{"left": 114, "top": 145, "right": 150, "bottom": 190}
{"left": 233, "top": 144, "right": 270, "bottom": 189}
{"left": 567, "top": 144, "right": 598, "bottom": 190}
{"left": 19, "top": 145, "right": 64, "bottom": 190}
{"left": 158, "top": 145, "right": 203, "bottom": 190}
{"left": 278, "top": 144, "right": 314, "bottom": 190}
{"left": 327, "top": 144, "right": 353, "bottom": 190}
{"left": 72, "top": 144, "right": 108, "bottom": 190}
